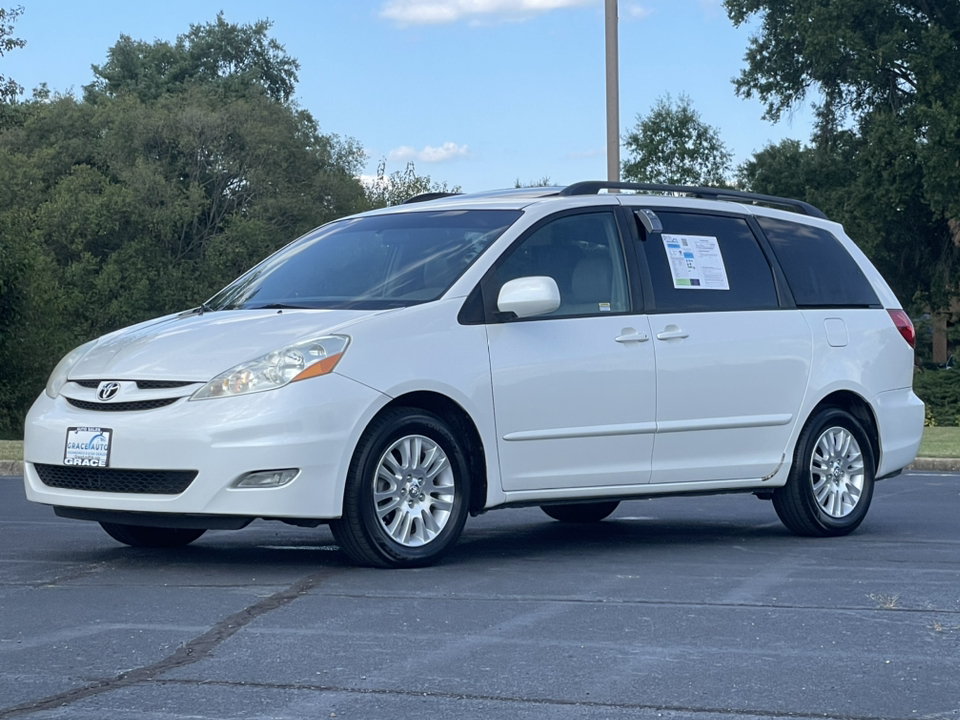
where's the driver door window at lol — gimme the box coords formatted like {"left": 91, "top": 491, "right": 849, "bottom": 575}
{"left": 493, "top": 212, "right": 630, "bottom": 318}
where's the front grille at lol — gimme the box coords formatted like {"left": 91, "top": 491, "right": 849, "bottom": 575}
{"left": 135, "top": 380, "right": 195, "bottom": 390}
{"left": 35, "top": 464, "right": 197, "bottom": 494}
{"left": 72, "top": 380, "right": 195, "bottom": 390}
{"left": 66, "top": 398, "right": 179, "bottom": 412}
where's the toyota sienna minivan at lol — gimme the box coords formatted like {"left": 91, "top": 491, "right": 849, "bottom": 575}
{"left": 23, "top": 182, "right": 924, "bottom": 567}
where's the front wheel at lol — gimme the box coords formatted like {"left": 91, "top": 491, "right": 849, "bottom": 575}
{"left": 100, "top": 522, "right": 206, "bottom": 548}
{"left": 541, "top": 501, "right": 620, "bottom": 523}
{"left": 330, "top": 408, "right": 471, "bottom": 568}
{"left": 773, "top": 407, "right": 875, "bottom": 537}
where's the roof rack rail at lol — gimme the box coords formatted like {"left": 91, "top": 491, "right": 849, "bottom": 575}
{"left": 401, "top": 192, "right": 462, "bottom": 204}
{"left": 559, "top": 181, "right": 828, "bottom": 220}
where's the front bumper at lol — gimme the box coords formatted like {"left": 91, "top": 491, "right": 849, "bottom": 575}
{"left": 23, "top": 373, "right": 387, "bottom": 520}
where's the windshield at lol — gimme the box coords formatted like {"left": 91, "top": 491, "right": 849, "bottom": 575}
{"left": 206, "top": 209, "right": 522, "bottom": 311}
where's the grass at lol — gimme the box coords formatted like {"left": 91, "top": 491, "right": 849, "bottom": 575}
{"left": 0, "top": 441, "right": 23, "bottom": 461}
{"left": 1, "top": 428, "right": 959, "bottom": 463}
{"left": 917, "top": 427, "right": 960, "bottom": 458}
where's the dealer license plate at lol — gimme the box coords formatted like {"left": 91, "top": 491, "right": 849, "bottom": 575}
{"left": 64, "top": 427, "right": 113, "bottom": 467}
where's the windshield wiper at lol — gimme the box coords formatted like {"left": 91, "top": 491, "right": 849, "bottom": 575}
{"left": 179, "top": 303, "right": 216, "bottom": 317}
{"left": 248, "top": 303, "right": 311, "bottom": 310}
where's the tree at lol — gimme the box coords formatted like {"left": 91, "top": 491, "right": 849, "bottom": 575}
{"left": 0, "top": 5, "right": 26, "bottom": 103}
{"left": 515, "top": 176, "right": 552, "bottom": 188}
{"left": 364, "top": 159, "right": 461, "bottom": 208}
{"left": 622, "top": 94, "right": 733, "bottom": 187}
{"left": 725, "top": 0, "right": 960, "bottom": 319}
{"left": 725, "top": 0, "right": 960, "bottom": 214}
{"left": 85, "top": 13, "right": 300, "bottom": 104}
{"left": 0, "top": 18, "right": 367, "bottom": 437}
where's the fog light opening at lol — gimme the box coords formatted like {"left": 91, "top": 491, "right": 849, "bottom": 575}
{"left": 234, "top": 469, "right": 300, "bottom": 489}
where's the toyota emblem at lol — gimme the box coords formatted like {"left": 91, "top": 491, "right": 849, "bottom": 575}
{"left": 96, "top": 381, "right": 121, "bottom": 402}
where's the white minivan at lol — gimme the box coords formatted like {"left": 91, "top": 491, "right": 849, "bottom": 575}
{"left": 23, "top": 182, "right": 924, "bottom": 567}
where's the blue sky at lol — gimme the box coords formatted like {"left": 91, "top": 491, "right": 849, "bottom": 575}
{"left": 4, "top": 0, "right": 815, "bottom": 191}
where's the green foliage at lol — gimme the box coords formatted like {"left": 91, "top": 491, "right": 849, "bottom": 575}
{"left": 725, "top": 1, "right": 960, "bottom": 128}
{"left": 622, "top": 94, "right": 733, "bottom": 187}
{"left": 0, "top": 5, "right": 26, "bottom": 104}
{"left": 0, "top": 17, "right": 367, "bottom": 437}
{"left": 364, "top": 159, "right": 461, "bottom": 208}
{"left": 725, "top": 0, "right": 960, "bottom": 315}
{"left": 86, "top": 13, "right": 300, "bottom": 105}
{"left": 914, "top": 370, "right": 960, "bottom": 427}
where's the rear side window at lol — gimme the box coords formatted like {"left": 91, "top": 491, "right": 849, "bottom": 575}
{"left": 640, "top": 211, "right": 779, "bottom": 313}
{"left": 757, "top": 217, "right": 880, "bottom": 308}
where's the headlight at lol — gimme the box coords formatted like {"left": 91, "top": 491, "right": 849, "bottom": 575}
{"left": 45, "top": 339, "right": 99, "bottom": 399}
{"left": 191, "top": 335, "right": 350, "bottom": 400}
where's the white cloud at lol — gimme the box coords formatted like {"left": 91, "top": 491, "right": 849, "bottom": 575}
{"left": 387, "top": 142, "right": 470, "bottom": 163}
{"left": 698, "top": 0, "right": 724, "bottom": 18}
{"left": 380, "top": 0, "right": 598, "bottom": 26}
{"left": 386, "top": 145, "right": 418, "bottom": 162}
{"left": 623, "top": 2, "right": 651, "bottom": 20}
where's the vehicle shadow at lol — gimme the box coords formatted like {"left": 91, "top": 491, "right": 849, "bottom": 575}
{"left": 38, "top": 512, "right": 802, "bottom": 573}
{"left": 451, "top": 513, "right": 793, "bottom": 563}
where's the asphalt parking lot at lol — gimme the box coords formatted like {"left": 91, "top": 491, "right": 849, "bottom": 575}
{"left": 1, "top": 473, "right": 958, "bottom": 720}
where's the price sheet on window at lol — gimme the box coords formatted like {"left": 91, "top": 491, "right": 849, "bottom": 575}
{"left": 662, "top": 234, "right": 730, "bottom": 290}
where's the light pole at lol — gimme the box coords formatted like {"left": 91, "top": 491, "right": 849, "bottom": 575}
{"left": 605, "top": 0, "right": 620, "bottom": 184}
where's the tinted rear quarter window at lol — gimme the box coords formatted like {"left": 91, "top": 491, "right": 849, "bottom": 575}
{"left": 640, "top": 211, "right": 779, "bottom": 313}
{"left": 757, "top": 217, "right": 880, "bottom": 308}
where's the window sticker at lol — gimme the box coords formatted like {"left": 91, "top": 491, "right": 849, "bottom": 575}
{"left": 661, "top": 234, "right": 730, "bottom": 290}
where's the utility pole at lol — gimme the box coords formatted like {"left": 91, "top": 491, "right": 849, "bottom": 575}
{"left": 605, "top": 0, "right": 620, "bottom": 184}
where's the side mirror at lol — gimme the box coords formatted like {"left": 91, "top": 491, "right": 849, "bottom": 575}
{"left": 497, "top": 276, "right": 561, "bottom": 318}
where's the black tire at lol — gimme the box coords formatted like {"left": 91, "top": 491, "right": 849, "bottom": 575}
{"left": 330, "top": 408, "right": 471, "bottom": 568}
{"left": 100, "top": 522, "right": 206, "bottom": 548}
{"left": 773, "top": 407, "right": 875, "bottom": 537}
{"left": 541, "top": 501, "right": 620, "bottom": 523}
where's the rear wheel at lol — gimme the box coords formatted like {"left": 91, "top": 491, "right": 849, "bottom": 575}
{"left": 773, "top": 407, "right": 875, "bottom": 537}
{"left": 330, "top": 408, "right": 471, "bottom": 568}
{"left": 100, "top": 522, "right": 206, "bottom": 548}
{"left": 541, "top": 501, "right": 620, "bottom": 523}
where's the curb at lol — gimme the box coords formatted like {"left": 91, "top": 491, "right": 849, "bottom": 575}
{"left": 906, "top": 457, "right": 960, "bottom": 473}
{"left": 3, "top": 459, "right": 960, "bottom": 478}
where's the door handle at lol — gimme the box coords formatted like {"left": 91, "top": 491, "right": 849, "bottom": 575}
{"left": 656, "top": 325, "right": 688, "bottom": 341}
{"left": 615, "top": 332, "right": 649, "bottom": 343}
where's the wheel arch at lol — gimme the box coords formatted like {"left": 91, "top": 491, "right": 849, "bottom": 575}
{"left": 373, "top": 391, "right": 489, "bottom": 516}
{"left": 807, "top": 390, "right": 880, "bottom": 473}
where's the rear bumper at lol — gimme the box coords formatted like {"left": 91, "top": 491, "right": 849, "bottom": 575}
{"left": 874, "top": 387, "right": 924, "bottom": 478}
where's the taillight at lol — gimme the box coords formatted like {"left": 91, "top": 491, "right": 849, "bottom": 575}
{"left": 887, "top": 309, "right": 915, "bottom": 348}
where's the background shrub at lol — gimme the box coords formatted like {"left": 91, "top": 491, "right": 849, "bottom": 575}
{"left": 913, "top": 370, "right": 960, "bottom": 426}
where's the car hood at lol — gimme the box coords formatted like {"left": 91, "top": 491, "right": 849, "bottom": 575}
{"left": 70, "top": 308, "right": 387, "bottom": 381}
